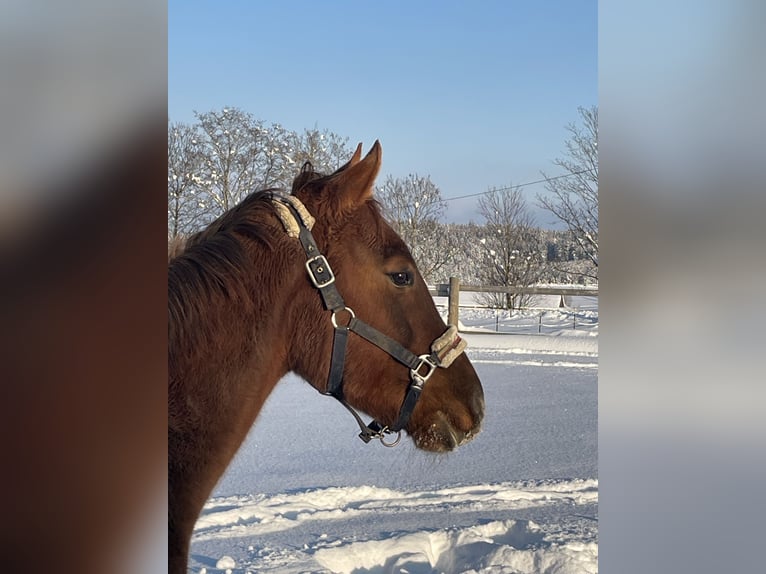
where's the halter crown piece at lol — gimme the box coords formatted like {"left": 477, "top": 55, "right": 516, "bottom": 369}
{"left": 271, "top": 193, "right": 467, "bottom": 446}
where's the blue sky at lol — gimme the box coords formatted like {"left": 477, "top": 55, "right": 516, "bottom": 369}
{"left": 169, "top": 1, "right": 596, "bottom": 225}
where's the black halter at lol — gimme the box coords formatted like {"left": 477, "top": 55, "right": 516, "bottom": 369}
{"left": 272, "top": 194, "right": 465, "bottom": 446}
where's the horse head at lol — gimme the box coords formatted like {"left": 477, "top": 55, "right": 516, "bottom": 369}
{"left": 285, "top": 142, "right": 484, "bottom": 452}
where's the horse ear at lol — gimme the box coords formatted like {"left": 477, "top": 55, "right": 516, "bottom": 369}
{"left": 328, "top": 142, "right": 363, "bottom": 176}
{"left": 348, "top": 142, "right": 363, "bottom": 167}
{"left": 330, "top": 140, "right": 382, "bottom": 213}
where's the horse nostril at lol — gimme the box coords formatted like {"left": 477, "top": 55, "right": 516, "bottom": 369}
{"left": 459, "top": 429, "right": 475, "bottom": 446}
{"left": 449, "top": 427, "right": 469, "bottom": 450}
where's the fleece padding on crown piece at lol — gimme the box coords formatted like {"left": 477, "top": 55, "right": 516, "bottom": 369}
{"left": 431, "top": 325, "right": 467, "bottom": 367}
{"left": 272, "top": 194, "right": 316, "bottom": 238}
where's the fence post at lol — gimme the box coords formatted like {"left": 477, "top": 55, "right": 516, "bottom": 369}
{"left": 448, "top": 276, "right": 460, "bottom": 328}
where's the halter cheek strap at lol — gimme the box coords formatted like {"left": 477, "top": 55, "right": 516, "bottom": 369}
{"left": 271, "top": 193, "right": 466, "bottom": 446}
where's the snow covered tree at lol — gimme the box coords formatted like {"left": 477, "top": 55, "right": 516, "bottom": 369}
{"left": 167, "top": 120, "right": 206, "bottom": 239}
{"left": 538, "top": 105, "right": 598, "bottom": 280}
{"left": 477, "top": 185, "right": 544, "bottom": 309}
{"left": 168, "top": 109, "right": 356, "bottom": 233}
{"left": 193, "top": 108, "right": 292, "bottom": 215}
{"left": 439, "top": 222, "right": 486, "bottom": 284}
{"left": 376, "top": 174, "right": 454, "bottom": 283}
{"left": 287, "top": 127, "right": 354, "bottom": 178}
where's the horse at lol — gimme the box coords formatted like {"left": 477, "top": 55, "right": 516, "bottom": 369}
{"left": 168, "top": 141, "right": 484, "bottom": 573}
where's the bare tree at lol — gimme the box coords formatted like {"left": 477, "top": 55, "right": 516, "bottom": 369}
{"left": 168, "top": 108, "right": 359, "bottom": 235}
{"left": 287, "top": 127, "right": 354, "bottom": 178}
{"left": 477, "top": 186, "right": 543, "bottom": 309}
{"left": 538, "top": 105, "right": 598, "bottom": 280}
{"left": 194, "top": 108, "right": 292, "bottom": 215}
{"left": 167, "top": 120, "right": 206, "bottom": 239}
{"left": 376, "top": 174, "right": 454, "bottom": 282}
{"left": 439, "top": 221, "right": 486, "bottom": 284}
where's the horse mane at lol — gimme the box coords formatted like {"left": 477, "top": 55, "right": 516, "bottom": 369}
{"left": 167, "top": 235, "right": 187, "bottom": 261}
{"left": 167, "top": 160, "right": 392, "bottom": 370}
{"left": 168, "top": 190, "right": 282, "bottom": 361}
{"left": 170, "top": 161, "right": 327, "bottom": 263}
{"left": 168, "top": 163, "right": 333, "bottom": 364}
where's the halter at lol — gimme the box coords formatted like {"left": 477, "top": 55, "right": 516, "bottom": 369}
{"left": 272, "top": 193, "right": 467, "bottom": 446}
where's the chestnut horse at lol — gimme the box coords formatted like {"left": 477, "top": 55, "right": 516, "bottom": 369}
{"left": 168, "top": 142, "right": 484, "bottom": 573}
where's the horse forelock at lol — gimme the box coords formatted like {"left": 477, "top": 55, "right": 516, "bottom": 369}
{"left": 291, "top": 162, "right": 326, "bottom": 194}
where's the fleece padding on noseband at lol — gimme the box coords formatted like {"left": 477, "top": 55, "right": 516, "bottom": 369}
{"left": 431, "top": 325, "right": 467, "bottom": 367}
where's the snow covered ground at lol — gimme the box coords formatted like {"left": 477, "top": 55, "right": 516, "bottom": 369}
{"left": 189, "top": 295, "right": 598, "bottom": 573}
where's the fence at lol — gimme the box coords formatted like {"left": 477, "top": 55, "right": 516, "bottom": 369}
{"left": 429, "top": 277, "right": 599, "bottom": 329}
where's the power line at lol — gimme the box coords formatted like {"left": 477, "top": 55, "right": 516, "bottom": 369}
{"left": 442, "top": 169, "right": 592, "bottom": 204}
{"left": 380, "top": 169, "right": 594, "bottom": 214}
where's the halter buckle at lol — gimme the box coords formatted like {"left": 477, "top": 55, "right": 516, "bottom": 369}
{"left": 305, "top": 255, "right": 335, "bottom": 288}
{"left": 410, "top": 355, "right": 438, "bottom": 389}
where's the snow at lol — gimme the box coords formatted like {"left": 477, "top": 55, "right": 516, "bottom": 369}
{"left": 314, "top": 519, "right": 597, "bottom": 574}
{"left": 215, "top": 555, "right": 236, "bottom": 569}
{"left": 190, "top": 294, "right": 597, "bottom": 573}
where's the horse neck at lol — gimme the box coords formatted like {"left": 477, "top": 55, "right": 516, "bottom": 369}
{"left": 168, "top": 218, "right": 305, "bottom": 454}
{"left": 168, "top": 205, "right": 316, "bottom": 574}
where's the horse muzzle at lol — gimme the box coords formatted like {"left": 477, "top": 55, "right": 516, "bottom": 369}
{"left": 409, "top": 355, "right": 484, "bottom": 453}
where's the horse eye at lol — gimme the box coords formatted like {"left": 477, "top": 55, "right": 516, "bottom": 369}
{"left": 389, "top": 271, "right": 413, "bottom": 287}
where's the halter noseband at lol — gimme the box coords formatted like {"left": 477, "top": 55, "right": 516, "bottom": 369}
{"left": 272, "top": 193, "right": 466, "bottom": 446}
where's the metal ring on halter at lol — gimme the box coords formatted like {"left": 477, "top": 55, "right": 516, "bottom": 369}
{"left": 410, "top": 355, "right": 438, "bottom": 388}
{"left": 331, "top": 307, "right": 356, "bottom": 329}
{"left": 379, "top": 429, "right": 402, "bottom": 447}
